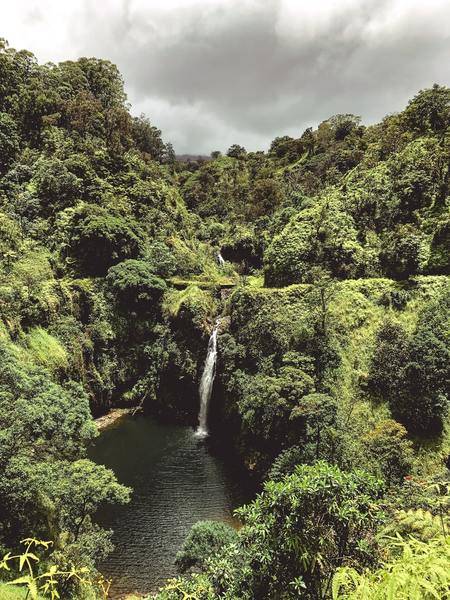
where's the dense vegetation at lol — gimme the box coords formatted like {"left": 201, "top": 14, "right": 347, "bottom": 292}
{"left": 0, "top": 38, "right": 448, "bottom": 599}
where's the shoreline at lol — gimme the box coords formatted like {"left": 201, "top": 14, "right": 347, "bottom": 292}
{"left": 95, "top": 408, "right": 134, "bottom": 431}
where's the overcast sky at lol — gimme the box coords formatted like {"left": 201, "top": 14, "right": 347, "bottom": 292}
{"left": 2, "top": 0, "right": 450, "bottom": 154}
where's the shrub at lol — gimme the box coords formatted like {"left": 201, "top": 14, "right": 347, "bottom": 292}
{"left": 68, "top": 204, "right": 144, "bottom": 276}
{"left": 214, "top": 462, "right": 383, "bottom": 600}
{"left": 175, "top": 521, "right": 238, "bottom": 574}
{"left": 333, "top": 535, "right": 450, "bottom": 600}
{"left": 106, "top": 259, "right": 166, "bottom": 310}
{"left": 363, "top": 420, "right": 413, "bottom": 487}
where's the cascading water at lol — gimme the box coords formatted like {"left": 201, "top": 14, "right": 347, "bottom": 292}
{"left": 196, "top": 319, "right": 221, "bottom": 437}
{"left": 217, "top": 251, "right": 225, "bottom": 267}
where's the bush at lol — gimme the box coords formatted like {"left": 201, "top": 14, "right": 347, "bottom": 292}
{"left": 106, "top": 259, "right": 166, "bottom": 310}
{"left": 363, "top": 420, "right": 413, "bottom": 487}
{"left": 68, "top": 204, "right": 144, "bottom": 276}
{"left": 333, "top": 535, "right": 450, "bottom": 600}
{"left": 175, "top": 521, "right": 238, "bottom": 574}
{"left": 214, "top": 462, "right": 383, "bottom": 600}
{"left": 145, "top": 240, "right": 177, "bottom": 278}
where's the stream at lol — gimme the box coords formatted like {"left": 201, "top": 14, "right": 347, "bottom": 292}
{"left": 89, "top": 414, "right": 251, "bottom": 598}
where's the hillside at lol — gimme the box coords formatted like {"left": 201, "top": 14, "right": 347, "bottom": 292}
{"left": 0, "top": 38, "right": 448, "bottom": 599}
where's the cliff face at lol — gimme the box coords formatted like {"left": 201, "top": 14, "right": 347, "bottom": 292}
{"left": 214, "top": 276, "right": 450, "bottom": 476}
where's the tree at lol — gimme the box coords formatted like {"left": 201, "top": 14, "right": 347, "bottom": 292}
{"left": 401, "top": 298, "right": 449, "bottom": 435}
{"left": 67, "top": 204, "right": 144, "bottom": 276}
{"left": 402, "top": 84, "right": 450, "bottom": 138}
{"left": 132, "top": 114, "right": 166, "bottom": 161}
{"left": 75, "top": 56, "right": 127, "bottom": 109}
{"left": 290, "top": 393, "right": 338, "bottom": 462}
{"left": 369, "top": 294, "right": 449, "bottom": 436}
{"left": 34, "top": 158, "right": 82, "bottom": 216}
{"left": 368, "top": 319, "right": 409, "bottom": 402}
{"left": 0, "top": 111, "right": 20, "bottom": 173}
{"left": 175, "top": 521, "right": 238, "bottom": 574}
{"left": 0, "top": 211, "right": 21, "bottom": 263}
{"left": 236, "top": 364, "right": 315, "bottom": 456}
{"left": 249, "top": 178, "right": 285, "bottom": 218}
{"left": 363, "top": 420, "right": 413, "bottom": 487}
{"left": 226, "top": 144, "right": 247, "bottom": 159}
{"left": 164, "top": 142, "right": 176, "bottom": 164}
{"left": 269, "top": 135, "right": 299, "bottom": 161}
{"left": 106, "top": 259, "right": 167, "bottom": 311}
{"left": 145, "top": 240, "right": 177, "bottom": 278}
{"left": 210, "top": 463, "right": 383, "bottom": 600}
{"left": 379, "top": 224, "right": 424, "bottom": 279}
{"left": 427, "top": 218, "right": 450, "bottom": 274}
{"left": 48, "top": 459, "right": 130, "bottom": 539}
{"left": 0, "top": 339, "right": 129, "bottom": 559}
{"left": 264, "top": 191, "right": 367, "bottom": 286}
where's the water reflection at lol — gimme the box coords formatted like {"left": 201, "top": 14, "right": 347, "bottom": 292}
{"left": 89, "top": 415, "right": 250, "bottom": 598}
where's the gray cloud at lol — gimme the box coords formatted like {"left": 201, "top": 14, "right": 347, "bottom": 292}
{"left": 2, "top": 0, "right": 450, "bottom": 153}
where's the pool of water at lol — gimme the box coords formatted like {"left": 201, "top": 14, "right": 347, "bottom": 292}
{"left": 89, "top": 415, "right": 251, "bottom": 598}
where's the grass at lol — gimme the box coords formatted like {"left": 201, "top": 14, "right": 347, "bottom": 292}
{"left": 169, "top": 276, "right": 235, "bottom": 289}
{"left": 0, "top": 583, "right": 43, "bottom": 599}
{"left": 24, "top": 327, "right": 68, "bottom": 373}
{"left": 163, "top": 285, "right": 217, "bottom": 320}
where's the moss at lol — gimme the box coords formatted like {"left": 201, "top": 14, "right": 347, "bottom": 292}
{"left": 163, "top": 285, "right": 217, "bottom": 324}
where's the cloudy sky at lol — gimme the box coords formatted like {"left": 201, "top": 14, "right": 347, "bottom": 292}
{"left": 2, "top": 0, "right": 450, "bottom": 154}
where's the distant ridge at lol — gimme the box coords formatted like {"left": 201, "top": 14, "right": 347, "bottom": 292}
{"left": 176, "top": 153, "right": 210, "bottom": 162}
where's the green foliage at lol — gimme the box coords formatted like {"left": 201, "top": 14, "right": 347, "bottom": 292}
{"left": 24, "top": 327, "right": 68, "bottom": 374}
{"left": 264, "top": 191, "right": 368, "bottom": 286}
{"left": 333, "top": 535, "right": 450, "bottom": 600}
{"left": 362, "top": 420, "right": 413, "bottom": 487}
{"left": 106, "top": 259, "right": 166, "bottom": 310}
{"left": 175, "top": 521, "right": 238, "bottom": 574}
{"left": 0, "top": 582, "right": 39, "bottom": 599}
{"left": 226, "top": 144, "right": 247, "bottom": 159}
{"left": 235, "top": 365, "right": 315, "bottom": 455}
{"left": 290, "top": 393, "right": 339, "bottom": 463}
{"left": 218, "top": 462, "right": 382, "bottom": 600}
{"left": 382, "top": 508, "right": 449, "bottom": 543}
{"left": 0, "top": 339, "right": 129, "bottom": 571}
{"left": 0, "top": 538, "right": 109, "bottom": 599}
{"left": 0, "top": 112, "right": 20, "bottom": 173}
{"left": 427, "top": 218, "right": 450, "bottom": 274}
{"left": 67, "top": 204, "right": 144, "bottom": 276}
{"left": 145, "top": 240, "right": 177, "bottom": 278}
{"left": 33, "top": 158, "right": 82, "bottom": 216}
{"left": 402, "top": 84, "right": 450, "bottom": 137}
{"left": 0, "top": 211, "right": 21, "bottom": 260}
{"left": 155, "top": 463, "right": 383, "bottom": 600}
{"left": 369, "top": 289, "right": 449, "bottom": 435}
{"left": 0, "top": 39, "right": 448, "bottom": 598}
{"left": 163, "top": 285, "right": 216, "bottom": 330}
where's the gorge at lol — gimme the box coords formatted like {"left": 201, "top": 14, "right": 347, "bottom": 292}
{"left": 0, "top": 37, "right": 448, "bottom": 600}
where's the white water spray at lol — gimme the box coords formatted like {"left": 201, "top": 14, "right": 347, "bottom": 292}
{"left": 196, "top": 319, "right": 221, "bottom": 437}
{"left": 217, "top": 252, "right": 225, "bottom": 267}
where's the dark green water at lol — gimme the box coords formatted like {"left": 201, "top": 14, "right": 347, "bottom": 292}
{"left": 89, "top": 415, "right": 251, "bottom": 598}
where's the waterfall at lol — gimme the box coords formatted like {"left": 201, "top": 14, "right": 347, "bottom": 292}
{"left": 217, "top": 251, "right": 225, "bottom": 267}
{"left": 196, "top": 319, "right": 221, "bottom": 437}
